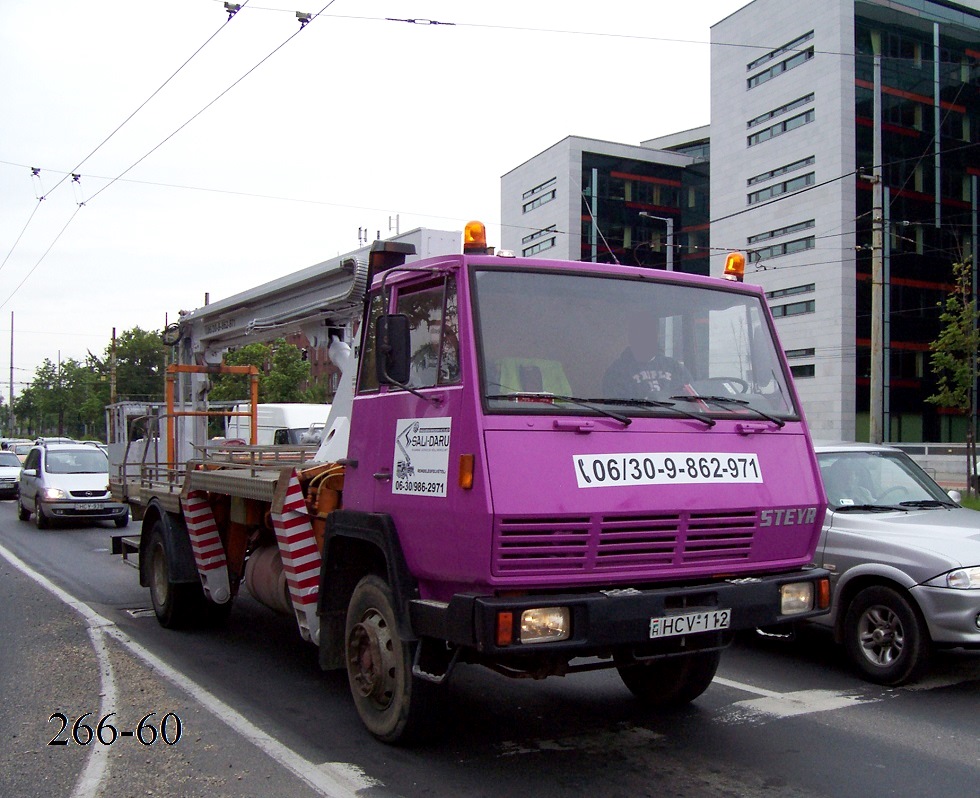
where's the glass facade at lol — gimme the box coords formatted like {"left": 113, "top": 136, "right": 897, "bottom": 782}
{"left": 579, "top": 150, "right": 710, "bottom": 274}
{"left": 853, "top": 0, "right": 979, "bottom": 442}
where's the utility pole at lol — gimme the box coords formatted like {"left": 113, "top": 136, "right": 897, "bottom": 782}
{"left": 8, "top": 312, "right": 14, "bottom": 435}
{"left": 868, "top": 49, "right": 885, "bottom": 445}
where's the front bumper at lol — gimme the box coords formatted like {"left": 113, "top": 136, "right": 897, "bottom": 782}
{"left": 912, "top": 584, "right": 980, "bottom": 647}
{"left": 410, "top": 568, "right": 830, "bottom": 657}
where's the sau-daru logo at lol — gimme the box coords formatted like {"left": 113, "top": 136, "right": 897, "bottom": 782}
{"left": 395, "top": 422, "right": 420, "bottom": 480}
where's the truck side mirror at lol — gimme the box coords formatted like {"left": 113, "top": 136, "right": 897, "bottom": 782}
{"left": 375, "top": 313, "right": 412, "bottom": 385}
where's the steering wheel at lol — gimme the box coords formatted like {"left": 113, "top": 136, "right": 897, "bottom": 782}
{"left": 875, "top": 485, "right": 911, "bottom": 503}
{"left": 712, "top": 377, "right": 749, "bottom": 394}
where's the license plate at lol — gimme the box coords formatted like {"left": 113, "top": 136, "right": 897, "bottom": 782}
{"left": 649, "top": 609, "right": 731, "bottom": 639}
{"left": 84, "top": 503, "right": 106, "bottom": 511}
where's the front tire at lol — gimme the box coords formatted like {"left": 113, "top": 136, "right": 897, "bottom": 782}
{"left": 843, "top": 585, "right": 930, "bottom": 685}
{"left": 34, "top": 499, "right": 49, "bottom": 529}
{"left": 114, "top": 514, "right": 130, "bottom": 529}
{"left": 344, "top": 574, "right": 438, "bottom": 743}
{"left": 18, "top": 499, "right": 30, "bottom": 521}
{"left": 616, "top": 649, "right": 721, "bottom": 707}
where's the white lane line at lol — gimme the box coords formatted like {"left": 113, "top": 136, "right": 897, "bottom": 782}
{"left": 71, "top": 626, "right": 118, "bottom": 798}
{"left": 712, "top": 675, "right": 877, "bottom": 724}
{"left": 0, "top": 542, "right": 378, "bottom": 798}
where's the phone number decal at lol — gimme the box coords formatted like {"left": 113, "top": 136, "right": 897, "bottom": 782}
{"left": 573, "top": 452, "right": 762, "bottom": 488}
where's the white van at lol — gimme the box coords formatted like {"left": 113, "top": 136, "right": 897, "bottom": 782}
{"left": 225, "top": 403, "right": 329, "bottom": 446}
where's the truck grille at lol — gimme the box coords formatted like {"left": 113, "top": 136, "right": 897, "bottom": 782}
{"left": 494, "top": 511, "right": 756, "bottom": 575}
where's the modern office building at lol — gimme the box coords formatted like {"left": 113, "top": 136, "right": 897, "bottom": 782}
{"left": 501, "top": 0, "right": 978, "bottom": 443}
{"left": 711, "top": 0, "right": 979, "bottom": 441}
{"left": 500, "top": 131, "right": 712, "bottom": 275}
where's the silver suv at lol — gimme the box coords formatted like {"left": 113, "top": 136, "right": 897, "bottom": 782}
{"left": 18, "top": 443, "right": 129, "bottom": 529}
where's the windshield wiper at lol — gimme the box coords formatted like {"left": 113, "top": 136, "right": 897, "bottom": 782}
{"left": 486, "top": 393, "right": 631, "bottom": 426}
{"left": 833, "top": 504, "right": 908, "bottom": 513}
{"left": 587, "top": 397, "right": 715, "bottom": 428}
{"left": 898, "top": 499, "right": 958, "bottom": 509}
{"left": 669, "top": 394, "right": 786, "bottom": 428}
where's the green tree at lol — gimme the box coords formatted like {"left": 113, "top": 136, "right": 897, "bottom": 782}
{"left": 89, "top": 327, "right": 168, "bottom": 404}
{"left": 927, "top": 259, "right": 979, "bottom": 496}
{"left": 264, "top": 341, "right": 312, "bottom": 403}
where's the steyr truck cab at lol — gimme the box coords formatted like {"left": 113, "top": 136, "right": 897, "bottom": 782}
{"left": 114, "top": 223, "right": 829, "bottom": 743}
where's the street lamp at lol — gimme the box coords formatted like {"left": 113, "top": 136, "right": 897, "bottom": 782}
{"left": 638, "top": 212, "right": 674, "bottom": 271}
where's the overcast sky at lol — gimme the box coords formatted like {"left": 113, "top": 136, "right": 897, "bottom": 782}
{"left": 0, "top": 0, "right": 752, "bottom": 396}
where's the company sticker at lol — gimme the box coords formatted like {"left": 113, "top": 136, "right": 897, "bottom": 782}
{"left": 392, "top": 418, "right": 452, "bottom": 496}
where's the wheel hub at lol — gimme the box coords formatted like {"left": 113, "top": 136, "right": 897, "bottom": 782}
{"left": 347, "top": 609, "right": 396, "bottom": 705}
{"left": 860, "top": 606, "right": 903, "bottom": 665}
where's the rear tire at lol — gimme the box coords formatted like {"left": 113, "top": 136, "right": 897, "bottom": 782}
{"left": 147, "top": 521, "right": 205, "bottom": 629}
{"left": 345, "top": 574, "right": 440, "bottom": 744}
{"left": 843, "top": 585, "right": 929, "bottom": 686}
{"left": 616, "top": 649, "right": 721, "bottom": 707}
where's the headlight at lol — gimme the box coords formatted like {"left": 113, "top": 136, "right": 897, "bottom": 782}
{"left": 41, "top": 487, "right": 68, "bottom": 500}
{"left": 520, "top": 607, "right": 570, "bottom": 644}
{"left": 946, "top": 567, "right": 980, "bottom": 589}
{"left": 779, "top": 582, "right": 815, "bottom": 615}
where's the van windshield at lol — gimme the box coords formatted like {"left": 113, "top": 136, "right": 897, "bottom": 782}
{"left": 46, "top": 450, "right": 109, "bottom": 474}
{"left": 473, "top": 267, "right": 799, "bottom": 420}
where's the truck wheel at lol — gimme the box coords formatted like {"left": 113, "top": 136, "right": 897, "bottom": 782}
{"left": 843, "top": 585, "right": 930, "bottom": 686}
{"left": 345, "top": 574, "right": 437, "bottom": 744}
{"left": 34, "top": 499, "right": 49, "bottom": 529}
{"left": 18, "top": 499, "right": 30, "bottom": 522}
{"left": 616, "top": 649, "right": 721, "bottom": 707}
{"left": 147, "top": 521, "right": 204, "bottom": 629}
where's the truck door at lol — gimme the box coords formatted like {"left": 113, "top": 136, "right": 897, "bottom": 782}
{"left": 346, "top": 274, "right": 466, "bottom": 580}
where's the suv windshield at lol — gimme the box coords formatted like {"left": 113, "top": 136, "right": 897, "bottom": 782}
{"left": 45, "top": 450, "right": 109, "bottom": 474}
{"left": 474, "top": 267, "right": 798, "bottom": 420}
{"left": 817, "top": 450, "right": 953, "bottom": 509}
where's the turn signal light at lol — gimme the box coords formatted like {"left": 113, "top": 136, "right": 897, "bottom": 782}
{"left": 458, "top": 454, "right": 474, "bottom": 489}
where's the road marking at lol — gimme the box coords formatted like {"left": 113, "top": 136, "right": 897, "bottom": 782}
{"left": 713, "top": 676, "right": 877, "bottom": 724}
{"left": 72, "top": 626, "right": 117, "bottom": 798}
{"left": 0, "top": 542, "right": 379, "bottom": 798}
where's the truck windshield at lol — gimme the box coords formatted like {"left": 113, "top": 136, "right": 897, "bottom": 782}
{"left": 473, "top": 267, "right": 799, "bottom": 421}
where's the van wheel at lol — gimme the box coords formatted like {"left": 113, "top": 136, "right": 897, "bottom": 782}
{"left": 843, "top": 585, "right": 930, "bottom": 686}
{"left": 147, "top": 521, "right": 203, "bottom": 629}
{"left": 345, "top": 575, "right": 439, "bottom": 744}
{"left": 114, "top": 514, "right": 130, "bottom": 529}
{"left": 18, "top": 499, "right": 30, "bottom": 521}
{"left": 616, "top": 649, "right": 721, "bottom": 707}
{"left": 34, "top": 500, "right": 49, "bottom": 529}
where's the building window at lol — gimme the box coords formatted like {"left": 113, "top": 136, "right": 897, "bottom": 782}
{"left": 523, "top": 190, "right": 556, "bottom": 213}
{"left": 751, "top": 236, "right": 815, "bottom": 262}
{"left": 523, "top": 237, "right": 556, "bottom": 257}
{"left": 747, "top": 110, "right": 815, "bottom": 147}
{"left": 767, "top": 284, "right": 815, "bottom": 300}
{"left": 789, "top": 364, "right": 816, "bottom": 378}
{"left": 746, "top": 31, "right": 814, "bottom": 72}
{"left": 747, "top": 47, "right": 814, "bottom": 89}
{"left": 748, "top": 156, "right": 815, "bottom": 186}
{"left": 748, "top": 219, "right": 815, "bottom": 244}
{"left": 747, "top": 95, "right": 814, "bottom": 129}
{"left": 747, "top": 172, "right": 815, "bottom": 205}
{"left": 771, "top": 300, "right": 815, "bottom": 318}
{"left": 522, "top": 225, "right": 557, "bottom": 245}
{"left": 785, "top": 347, "right": 815, "bottom": 359}
{"left": 522, "top": 177, "right": 557, "bottom": 201}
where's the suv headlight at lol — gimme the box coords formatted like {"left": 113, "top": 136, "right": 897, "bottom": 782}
{"left": 41, "top": 487, "right": 69, "bottom": 500}
{"left": 946, "top": 567, "right": 980, "bottom": 589}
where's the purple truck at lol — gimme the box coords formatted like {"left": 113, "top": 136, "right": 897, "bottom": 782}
{"left": 116, "top": 224, "right": 830, "bottom": 744}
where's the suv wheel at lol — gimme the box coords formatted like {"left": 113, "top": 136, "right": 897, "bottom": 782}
{"left": 18, "top": 499, "right": 30, "bottom": 522}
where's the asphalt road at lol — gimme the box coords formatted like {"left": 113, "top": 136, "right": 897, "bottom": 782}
{"left": 2, "top": 500, "right": 979, "bottom": 798}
